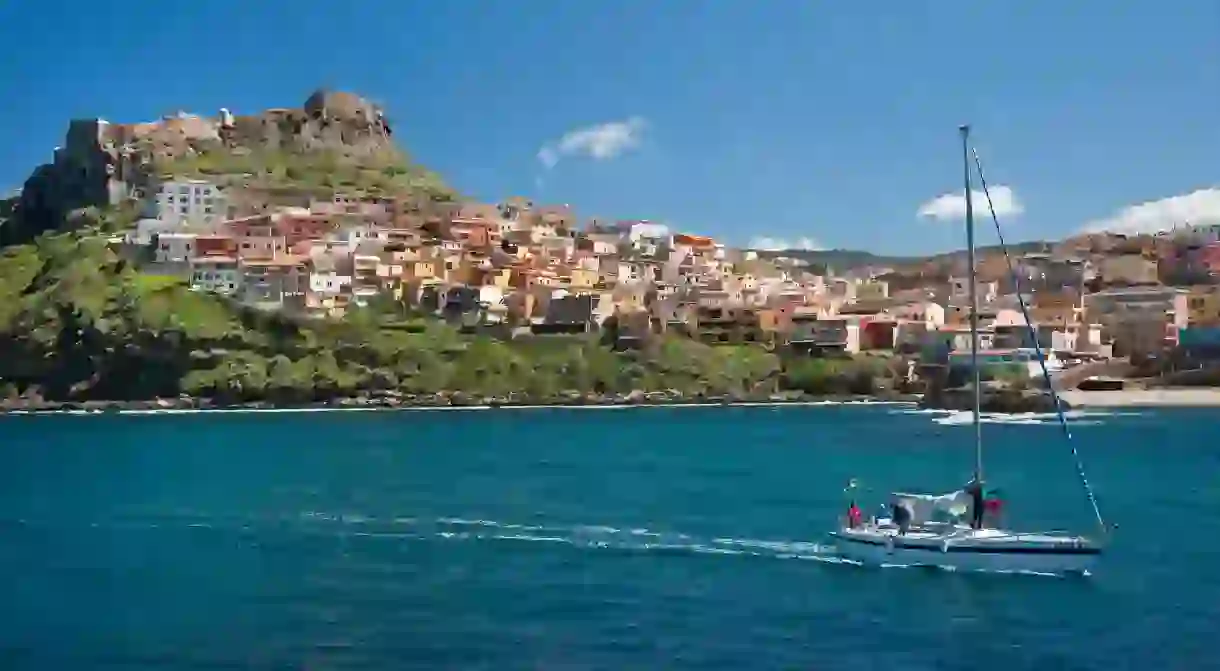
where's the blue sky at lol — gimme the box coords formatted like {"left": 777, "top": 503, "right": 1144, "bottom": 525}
{"left": 2, "top": 2, "right": 1217, "bottom": 254}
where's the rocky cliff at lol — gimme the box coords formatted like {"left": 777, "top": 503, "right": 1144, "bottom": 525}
{"left": 3, "top": 90, "right": 449, "bottom": 246}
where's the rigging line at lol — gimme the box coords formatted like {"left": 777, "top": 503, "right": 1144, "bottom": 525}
{"left": 969, "top": 147, "right": 1109, "bottom": 536}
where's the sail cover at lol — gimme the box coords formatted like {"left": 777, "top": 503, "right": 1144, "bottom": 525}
{"left": 891, "top": 490, "right": 972, "bottom": 525}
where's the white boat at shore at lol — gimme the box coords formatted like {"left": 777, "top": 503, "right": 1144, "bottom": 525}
{"left": 830, "top": 126, "right": 1111, "bottom": 575}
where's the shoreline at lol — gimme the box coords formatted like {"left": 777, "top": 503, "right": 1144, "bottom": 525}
{"left": 6, "top": 387, "right": 1219, "bottom": 416}
{"left": 0, "top": 392, "right": 921, "bottom": 416}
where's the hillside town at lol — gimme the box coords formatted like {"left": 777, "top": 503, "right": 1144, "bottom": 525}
{"left": 4, "top": 90, "right": 1218, "bottom": 405}
{"left": 114, "top": 173, "right": 1220, "bottom": 382}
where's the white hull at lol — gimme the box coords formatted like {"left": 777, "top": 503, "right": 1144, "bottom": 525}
{"left": 831, "top": 521, "right": 1100, "bottom": 575}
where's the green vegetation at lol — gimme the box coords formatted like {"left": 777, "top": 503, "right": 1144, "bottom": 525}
{"left": 988, "top": 362, "right": 1033, "bottom": 390}
{"left": 159, "top": 147, "right": 456, "bottom": 203}
{"left": 0, "top": 228, "right": 900, "bottom": 405}
{"left": 783, "top": 357, "right": 888, "bottom": 396}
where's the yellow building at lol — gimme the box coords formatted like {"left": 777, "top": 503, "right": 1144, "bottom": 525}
{"left": 613, "top": 290, "right": 647, "bottom": 313}
{"left": 569, "top": 268, "right": 598, "bottom": 289}
{"left": 855, "top": 279, "right": 890, "bottom": 302}
{"left": 482, "top": 268, "right": 512, "bottom": 289}
{"left": 1186, "top": 286, "right": 1220, "bottom": 326}
{"left": 404, "top": 260, "right": 437, "bottom": 281}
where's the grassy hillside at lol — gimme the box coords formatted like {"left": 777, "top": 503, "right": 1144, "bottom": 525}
{"left": 158, "top": 146, "right": 457, "bottom": 205}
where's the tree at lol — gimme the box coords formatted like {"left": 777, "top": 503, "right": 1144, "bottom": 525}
{"left": 64, "top": 206, "right": 104, "bottom": 232}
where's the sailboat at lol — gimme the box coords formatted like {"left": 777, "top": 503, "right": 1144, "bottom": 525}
{"left": 829, "top": 125, "right": 1108, "bottom": 575}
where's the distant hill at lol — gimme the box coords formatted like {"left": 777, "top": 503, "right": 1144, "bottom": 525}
{"left": 756, "top": 240, "right": 1055, "bottom": 275}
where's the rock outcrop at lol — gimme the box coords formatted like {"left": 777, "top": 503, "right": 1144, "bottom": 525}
{"left": 3, "top": 90, "right": 403, "bottom": 246}
{"left": 919, "top": 386, "right": 1071, "bottom": 413}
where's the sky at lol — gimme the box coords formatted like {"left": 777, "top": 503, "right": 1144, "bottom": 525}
{"left": 1, "top": 2, "right": 1217, "bottom": 255}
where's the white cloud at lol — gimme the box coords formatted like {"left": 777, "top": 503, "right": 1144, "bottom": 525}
{"left": 1081, "top": 188, "right": 1220, "bottom": 234}
{"left": 537, "top": 117, "right": 647, "bottom": 169}
{"left": 917, "top": 185, "right": 1023, "bottom": 221}
{"left": 748, "top": 236, "right": 823, "bottom": 252}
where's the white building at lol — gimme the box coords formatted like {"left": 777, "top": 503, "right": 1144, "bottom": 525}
{"left": 612, "top": 220, "right": 672, "bottom": 255}
{"left": 141, "top": 179, "right": 227, "bottom": 232}
{"left": 589, "top": 239, "right": 618, "bottom": 255}
{"left": 153, "top": 232, "right": 197, "bottom": 263}
{"left": 190, "top": 256, "right": 241, "bottom": 295}
{"left": 337, "top": 223, "right": 388, "bottom": 247}
{"left": 949, "top": 275, "right": 999, "bottom": 303}
{"left": 892, "top": 301, "right": 946, "bottom": 329}
{"left": 616, "top": 261, "right": 643, "bottom": 284}
{"left": 620, "top": 220, "right": 670, "bottom": 241}
{"left": 309, "top": 272, "right": 352, "bottom": 296}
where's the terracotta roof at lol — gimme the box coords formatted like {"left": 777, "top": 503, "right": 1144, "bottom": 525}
{"left": 456, "top": 203, "right": 501, "bottom": 220}
{"left": 223, "top": 214, "right": 273, "bottom": 227}
{"left": 242, "top": 255, "right": 307, "bottom": 268}
{"left": 673, "top": 233, "right": 714, "bottom": 245}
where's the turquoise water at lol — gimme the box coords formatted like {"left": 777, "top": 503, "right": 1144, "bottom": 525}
{"left": 1, "top": 404, "right": 1218, "bottom": 669}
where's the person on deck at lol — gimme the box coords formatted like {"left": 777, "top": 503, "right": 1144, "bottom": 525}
{"left": 965, "top": 480, "right": 985, "bottom": 530}
{"left": 891, "top": 501, "right": 911, "bottom": 535}
{"left": 847, "top": 500, "right": 862, "bottom": 529}
{"left": 983, "top": 488, "right": 1004, "bottom": 528}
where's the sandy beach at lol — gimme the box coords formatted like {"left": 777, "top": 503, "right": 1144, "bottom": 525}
{"left": 1060, "top": 388, "right": 1220, "bottom": 408}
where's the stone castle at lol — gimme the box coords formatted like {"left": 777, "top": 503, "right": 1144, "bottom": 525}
{"left": 7, "top": 90, "right": 398, "bottom": 243}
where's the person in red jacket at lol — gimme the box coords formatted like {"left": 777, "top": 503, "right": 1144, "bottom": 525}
{"left": 983, "top": 488, "right": 1004, "bottom": 527}
{"left": 847, "top": 500, "right": 862, "bottom": 528}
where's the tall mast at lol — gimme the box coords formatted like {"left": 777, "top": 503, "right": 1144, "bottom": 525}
{"left": 960, "top": 124, "right": 983, "bottom": 484}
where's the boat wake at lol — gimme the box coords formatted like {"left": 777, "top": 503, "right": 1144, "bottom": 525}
{"left": 8, "top": 511, "right": 1078, "bottom": 577}
{"left": 302, "top": 513, "right": 850, "bottom": 564}
{"left": 889, "top": 407, "right": 1138, "bottom": 426}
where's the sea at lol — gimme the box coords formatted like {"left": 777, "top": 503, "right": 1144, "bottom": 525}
{"left": 1, "top": 403, "right": 1217, "bottom": 670}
